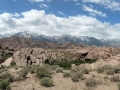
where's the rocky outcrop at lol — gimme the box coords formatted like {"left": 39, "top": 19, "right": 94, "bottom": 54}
{"left": 12, "top": 48, "right": 78, "bottom": 67}
{"left": 12, "top": 46, "right": 120, "bottom": 67}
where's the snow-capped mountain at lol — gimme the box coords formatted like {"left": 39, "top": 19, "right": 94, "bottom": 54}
{"left": 0, "top": 30, "right": 120, "bottom": 47}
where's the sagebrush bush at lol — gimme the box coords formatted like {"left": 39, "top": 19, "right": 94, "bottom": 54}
{"left": 71, "top": 73, "right": 79, "bottom": 82}
{"left": 40, "top": 77, "right": 53, "bottom": 87}
{"left": 96, "top": 65, "right": 115, "bottom": 74}
{"left": 55, "top": 67, "right": 63, "bottom": 73}
{"left": 0, "top": 80, "right": 10, "bottom": 90}
{"left": 85, "top": 78, "right": 98, "bottom": 87}
{"left": 63, "top": 72, "right": 71, "bottom": 77}
{"left": 70, "top": 67, "right": 86, "bottom": 82}
{"left": 36, "top": 66, "right": 52, "bottom": 79}
{"left": 10, "top": 61, "right": 16, "bottom": 67}
{"left": 110, "top": 75, "right": 120, "bottom": 82}
{"left": 18, "top": 68, "right": 28, "bottom": 78}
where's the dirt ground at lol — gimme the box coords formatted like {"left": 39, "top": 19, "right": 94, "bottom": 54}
{"left": 10, "top": 70, "right": 118, "bottom": 90}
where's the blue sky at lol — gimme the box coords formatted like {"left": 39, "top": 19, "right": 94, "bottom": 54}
{"left": 0, "top": 0, "right": 120, "bottom": 39}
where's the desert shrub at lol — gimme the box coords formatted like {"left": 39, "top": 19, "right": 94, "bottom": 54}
{"left": 55, "top": 67, "right": 63, "bottom": 73}
{"left": 51, "top": 65, "right": 60, "bottom": 70}
{"left": 51, "top": 60, "right": 96, "bottom": 70}
{"left": 63, "top": 72, "right": 71, "bottom": 77}
{"left": 114, "top": 65, "right": 120, "bottom": 73}
{"left": 0, "top": 72, "right": 14, "bottom": 83}
{"left": 71, "top": 73, "right": 80, "bottom": 82}
{"left": 14, "top": 66, "right": 18, "bottom": 70}
{"left": 1, "top": 54, "right": 12, "bottom": 60}
{"left": 104, "top": 76, "right": 109, "bottom": 80}
{"left": 96, "top": 65, "right": 114, "bottom": 74}
{"left": 117, "top": 83, "right": 120, "bottom": 90}
{"left": 82, "top": 68, "right": 89, "bottom": 74}
{"left": 70, "top": 67, "right": 86, "bottom": 82}
{"left": 10, "top": 61, "right": 16, "bottom": 67}
{"left": 29, "top": 67, "right": 36, "bottom": 74}
{"left": 36, "top": 66, "right": 52, "bottom": 79}
{"left": 110, "top": 75, "right": 120, "bottom": 82}
{"left": 0, "top": 65, "right": 6, "bottom": 69}
{"left": 40, "top": 77, "right": 53, "bottom": 87}
{"left": 85, "top": 78, "right": 98, "bottom": 87}
{"left": 106, "top": 68, "right": 114, "bottom": 75}
{"left": 0, "top": 80, "right": 10, "bottom": 90}
{"left": 18, "top": 68, "right": 28, "bottom": 78}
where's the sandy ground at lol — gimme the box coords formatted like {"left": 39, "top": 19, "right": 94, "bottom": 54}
{"left": 10, "top": 71, "right": 118, "bottom": 90}
{"left": 1, "top": 57, "right": 12, "bottom": 66}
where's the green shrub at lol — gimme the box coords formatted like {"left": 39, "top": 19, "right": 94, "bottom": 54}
{"left": 0, "top": 72, "right": 14, "bottom": 83}
{"left": 36, "top": 66, "right": 52, "bottom": 79}
{"left": 0, "top": 80, "right": 10, "bottom": 90}
{"left": 51, "top": 60, "right": 96, "bottom": 70}
{"left": 117, "top": 83, "right": 120, "bottom": 90}
{"left": 0, "top": 65, "right": 6, "bottom": 69}
{"left": 63, "top": 72, "right": 71, "bottom": 77}
{"left": 10, "top": 61, "right": 16, "bottom": 67}
{"left": 55, "top": 67, "right": 63, "bottom": 73}
{"left": 18, "top": 68, "right": 28, "bottom": 78}
{"left": 110, "top": 75, "right": 120, "bottom": 82}
{"left": 85, "top": 78, "right": 98, "bottom": 87}
{"left": 40, "top": 77, "right": 53, "bottom": 87}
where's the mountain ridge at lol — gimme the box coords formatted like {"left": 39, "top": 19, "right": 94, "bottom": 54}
{"left": 0, "top": 30, "right": 120, "bottom": 47}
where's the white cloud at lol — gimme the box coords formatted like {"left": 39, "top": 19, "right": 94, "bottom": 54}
{"left": 57, "top": 11, "right": 64, "bottom": 15}
{"left": 39, "top": 4, "right": 50, "bottom": 8}
{"left": 0, "top": 9, "right": 120, "bottom": 39}
{"left": 82, "top": 0, "right": 120, "bottom": 11}
{"left": 28, "top": 0, "right": 52, "bottom": 3}
{"left": 83, "top": 5, "right": 107, "bottom": 17}
{"left": 73, "top": 0, "right": 77, "bottom": 1}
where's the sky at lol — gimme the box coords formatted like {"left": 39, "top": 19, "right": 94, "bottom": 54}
{"left": 0, "top": 0, "right": 120, "bottom": 39}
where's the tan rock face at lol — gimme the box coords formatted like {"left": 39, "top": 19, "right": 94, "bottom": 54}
{"left": 12, "top": 46, "right": 120, "bottom": 67}
{"left": 12, "top": 48, "right": 78, "bottom": 66}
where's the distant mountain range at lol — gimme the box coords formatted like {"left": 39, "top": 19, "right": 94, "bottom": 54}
{"left": 0, "top": 30, "right": 120, "bottom": 47}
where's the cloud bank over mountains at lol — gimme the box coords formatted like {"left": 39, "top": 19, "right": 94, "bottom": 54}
{"left": 0, "top": 9, "right": 120, "bottom": 39}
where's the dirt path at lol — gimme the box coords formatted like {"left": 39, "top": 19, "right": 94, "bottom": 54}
{"left": 1, "top": 57, "right": 12, "bottom": 66}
